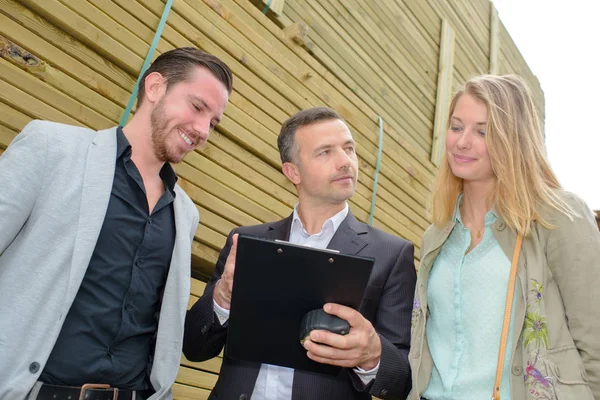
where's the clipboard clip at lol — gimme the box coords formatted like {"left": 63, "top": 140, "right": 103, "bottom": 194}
{"left": 274, "top": 239, "right": 341, "bottom": 253}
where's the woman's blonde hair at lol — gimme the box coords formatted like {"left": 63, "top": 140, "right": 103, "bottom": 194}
{"left": 431, "top": 74, "right": 574, "bottom": 235}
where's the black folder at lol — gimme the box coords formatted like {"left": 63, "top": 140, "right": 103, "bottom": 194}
{"left": 225, "top": 234, "right": 375, "bottom": 376}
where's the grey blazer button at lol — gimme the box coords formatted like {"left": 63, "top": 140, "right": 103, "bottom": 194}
{"left": 380, "top": 388, "right": 388, "bottom": 397}
{"left": 512, "top": 365, "right": 523, "bottom": 375}
{"left": 29, "top": 362, "right": 40, "bottom": 373}
{"left": 239, "top": 395, "right": 248, "bottom": 400}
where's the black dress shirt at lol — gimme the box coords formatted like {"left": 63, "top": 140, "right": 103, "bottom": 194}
{"left": 41, "top": 127, "right": 177, "bottom": 391}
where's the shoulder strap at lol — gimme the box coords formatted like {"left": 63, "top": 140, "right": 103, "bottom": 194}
{"left": 492, "top": 233, "right": 523, "bottom": 400}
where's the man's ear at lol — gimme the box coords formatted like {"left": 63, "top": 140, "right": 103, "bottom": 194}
{"left": 282, "top": 162, "right": 301, "bottom": 186}
{"left": 143, "top": 72, "right": 166, "bottom": 104}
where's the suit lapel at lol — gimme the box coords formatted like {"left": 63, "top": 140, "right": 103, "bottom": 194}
{"left": 326, "top": 211, "right": 368, "bottom": 255}
{"left": 264, "top": 214, "right": 293, "bottom": 241}
{"left": 67, "top": 127, "right": 117, "bottom": 301}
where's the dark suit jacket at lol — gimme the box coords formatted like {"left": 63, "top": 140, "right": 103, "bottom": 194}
{"left": 184, "top": 212, "right": 416, "bottom": 400}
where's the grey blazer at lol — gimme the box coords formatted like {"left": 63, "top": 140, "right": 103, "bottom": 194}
{"left": 0, "top": 121, "right": 199, "bottom": 400}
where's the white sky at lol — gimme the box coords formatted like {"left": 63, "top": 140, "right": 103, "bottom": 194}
{"left": 492, "top": 0, "right": 600, "bottom": 210}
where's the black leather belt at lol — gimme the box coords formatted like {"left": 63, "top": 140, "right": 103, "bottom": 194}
{"left": 37, "top": 383, "right": 140, "bottom": 400}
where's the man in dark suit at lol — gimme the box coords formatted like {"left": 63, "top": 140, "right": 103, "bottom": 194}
{"left": 183, "top": 107, "right": 416, "bottom": 400}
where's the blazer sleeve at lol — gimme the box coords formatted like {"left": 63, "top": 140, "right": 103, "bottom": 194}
{"left": 545, "top": 193, "right": 600, "bottom": 398}
{"left": 0, "top": 120, "right": 48, "bottom": 255}
{"left": 183, "top": 229, "right": 236, "bottom": 361}
{"left": 366, "top": 240, "right": 416, "bottom": 399}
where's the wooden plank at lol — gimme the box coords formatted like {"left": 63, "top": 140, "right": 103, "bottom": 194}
{"left": 178, "top": 178, "right": 262, "bottom": 227}
{"left": 363, "top": 0, "right": 438, "bottom": 72}
{"left": 431, "top": 19, "right": 455, "bottom": 166}
{"left": 191, "top": 240, "right": 220, "bottom": 280}
{"left": 86, "top": 0, "right": 174, "bottom": 57}
{"left": 198, "top": 144, "right": 297, "bottom": 207}
{"left": 451, "top": 0, "right": 490, "bottom": 54}
{"left": 195, "top": 223, "right": 226, "bottom": 251}
{"left": 172, "top": 383, "right": 211, "bottom": 400}
{"left": 0, "top": 1, "right": 132, "bottom": 102}
{"left": 0, "top": 79, "right": 80, "bottom": 126}
{"left": 489, "top": 5, "right": 500, "bottom": 74}
{"left": 176, "top": 366, "right": 219, "bottom": 390}
{"left": 187, "top": 152, "right": 292, "bottom": 218}
{"left": 17, "top": 0, "right": 143, "bottom": 75}
{"left": 181, "top": 354, "right": 222, "bottom": 374}
{"left": 285, "top": 0, "right": 432, "bottom": 150}
{"left": 191, "top": 278, "right": 207, "bottom": 297}
{"left": 0, "top": 55, "right": 114, "bottom": 129}
{"left": 57, "top": 0, "right": 151, "bottom": 59}
{"left": 197, "top": 204, "right": 237, "bottom": 237}
{"left": 0, "top": 121, "right": 18, "bottom": 149}
{"left": 174, "top": 162, "right": 280, "bottom": 223}
{"left": 402, "top": 0, "right": 441, "bottom": 46}
{"left": 326, "top": 0, "right": 437, "bottom": 108}
{"left": 0, "top": 100, "right": 33, "bottom": 132}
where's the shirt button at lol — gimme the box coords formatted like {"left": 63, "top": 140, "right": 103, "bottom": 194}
{"left": 497, "top": 222, "right": 506, "bottom": 231}
{"left": 239, "top": 395, "right": 248, "bottom": 400}
{"left": 29, "top": 362, "right": 40, "bottom": 373}
{"left": 512, "top": 365, "right": 523, "bottom": 375}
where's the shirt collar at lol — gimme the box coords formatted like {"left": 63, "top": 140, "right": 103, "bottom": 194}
{"left": 453, "top": 193, "right": 497, "bottom": 227}
{"left": 116, "top": 126, "right": 178, "bottom": 194}
{"left": 291, "top": 202, "right": 349, "bottom": 236}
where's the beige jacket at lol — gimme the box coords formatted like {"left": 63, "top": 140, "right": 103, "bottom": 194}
{"left": 408, "top": 191, "right": 600, "bottom": 400}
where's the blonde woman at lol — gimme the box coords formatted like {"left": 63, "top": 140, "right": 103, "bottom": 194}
{"left": 409, "top": 75, "right": 600, "bottom": 400}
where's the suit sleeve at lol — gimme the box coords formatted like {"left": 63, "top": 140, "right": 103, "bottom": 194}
{"left": 183, "top": 229, "right": 236, "bottom": 361}
{"left": 546, "top": 194, "right": 600, "bottom": 398}
{"left": 0, "top": 120, "right": 48, "bottom": 255}
{"left": 358, "top": 240, "right": 416, "bottom": 399}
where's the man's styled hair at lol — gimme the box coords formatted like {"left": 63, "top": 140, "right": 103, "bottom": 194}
{"left": 277, "top": 107, "right": 343, "bottom": 164}
{"left": 136, "top": 47, "right": 233, "bottom": 108}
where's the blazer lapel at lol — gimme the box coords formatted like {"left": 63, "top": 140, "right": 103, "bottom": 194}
{"left": 326, "top": 211, "right": 368, "bottom": 255}
{"left": 264, "top": 214, "right": 293, "bottom": 241}
{"left": 67, "top": 127, "right": 117, "bottom": 301}
{"left": 151, "top": 185, "right": 192, "bottom": 392}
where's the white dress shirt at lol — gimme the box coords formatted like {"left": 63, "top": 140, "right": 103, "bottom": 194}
{"left": 213, "top": 203, "right": 379, "bottom": 399}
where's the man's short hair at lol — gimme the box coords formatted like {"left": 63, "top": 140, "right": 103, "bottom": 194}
{"left": 136, "top": 47, "right": 233, "bottom": 108}
{"left": 277, "top": 107, "right": 343, "bottom": 164}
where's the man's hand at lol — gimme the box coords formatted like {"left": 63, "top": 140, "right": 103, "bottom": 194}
{"left": 213, "top": 233, "right": 238, "bottom": 310}
{"left": 302, "top": 303, "right": 381, "bottom": 370}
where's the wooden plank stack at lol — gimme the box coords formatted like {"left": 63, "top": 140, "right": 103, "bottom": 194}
{"left": 0, "top": 0, "right": 544, "bottom": 396}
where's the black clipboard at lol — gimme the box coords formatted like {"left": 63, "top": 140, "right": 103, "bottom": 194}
{"left": 225, "top": 234, "right": 375, "bottom": 376}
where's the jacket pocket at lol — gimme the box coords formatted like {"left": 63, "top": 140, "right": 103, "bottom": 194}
{"left": 545, "top": 346, "right": 593, "bottom": 400}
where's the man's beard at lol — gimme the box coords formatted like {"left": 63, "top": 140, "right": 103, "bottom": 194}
{"left": 150, "top": 98, "right": 179, "bottom": 163}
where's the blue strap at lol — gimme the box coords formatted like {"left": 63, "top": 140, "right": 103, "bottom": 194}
{"left": 120, "top": 0, "right": 174, "bottom": 126}
{"left": 263, "top": 0, "right": 272, "bottom": 14}
{"left": 368, "top": 116, "right": 384, "bottom": 226}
